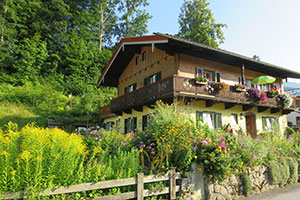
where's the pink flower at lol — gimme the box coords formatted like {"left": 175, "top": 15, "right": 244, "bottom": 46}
{"left": 221, "top": 137, "right": 226, "bottom": 142}
{"left": 131, "top": 130, "right": 135, "bottom": 136}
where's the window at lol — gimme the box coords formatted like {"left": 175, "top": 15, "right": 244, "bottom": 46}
{"left": 262, "top": 117, "right": 278, "bottom": 131}
{"left": 231, "top": 114, "right": 238, "bottom": 125}
{"left": 245, "top": 79, "right": 252, "bottom": 88}
{"left": 296, "top": 117, "right": 300, "bottom": 125}
{"left": 124, "top": 83, "right": 137, "bottom": 94}
{"left": 144, "top": 72, "right": 162, "bottom": 86}
{"left": 124, "top": 117, "right": 137, "bottom": 133}
{"left": 195, "top": 67, "right": 215, "bottom": 81}
{"left": 260, "top": 84, "right": 271, "bottom": 91}
{"left": 136, "top": 56, "right": 139, "bottom": 65}
{"left": 142, "top": 52, "right": 146, "bottom": 61}
{"left": 196, "top": 111, "right": 222, "bottom": 129}
{"left": 104, "top": 121, "right": 115, "bottom": 131}
{"left": 142, "top": 114, "right": 151, "bottom": 131}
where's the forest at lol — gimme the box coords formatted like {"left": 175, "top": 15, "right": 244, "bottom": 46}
{"left": 0, "top": 0, "right": 225, "bottom": 128}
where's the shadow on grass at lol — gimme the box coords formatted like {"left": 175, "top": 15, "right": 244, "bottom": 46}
{"left": 0, "top": 116, "right": 48, "bottom": 129}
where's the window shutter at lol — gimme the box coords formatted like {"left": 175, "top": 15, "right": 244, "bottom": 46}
{"left": 133, "top": 83, "right": 137, "bottom": 90}
{"left": 216, "top": 72, "right": 221, "bottom": 82}
{"left": 262, "top": 117, "right": 267, "bottom": 130}
{"left": 124, "top": 87, "right": 127, "bottom": 94}
{"left": 144, "top": 78, "right": 148, "bottom": 86}
{"left": 142, "top": 115, "right": 147, "bottom": 131}
{"left": 124, "top": 118, "right": 128, "bottom": 133}
{"left": 156, "top": 72, "right": 162, "bottom": 81}
{"left": 216, "top": 113, "right": 222, "bottom": 129}
{"left": 133, "top": 117, "right": 137, "bottom": 131}
{"left": 195, "top": 67, "right": 203, "bottom": 76}
{"left": 196, "top": 111, "right": 203, "bottom": 127}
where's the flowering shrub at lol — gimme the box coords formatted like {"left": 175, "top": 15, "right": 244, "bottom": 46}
{"left": 133, "top": 102, "right": 197, "bottom": 173}
{"left": 235, "top": 83, "right": 246, "bottom": 90}
{"left": 195, "top": 74, "right": 208, "bottom": 82}
{"left": 267, "top": 88, "right": 279, "bottom": 97}
{"left": 214, "top": 82, "right": 229, "bottom": 92}
{"left": 248, "top": 88, "right": 267, "bottom": 103}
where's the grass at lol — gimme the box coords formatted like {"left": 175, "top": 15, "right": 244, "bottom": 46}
{"left": 0, "top": 102, "right": 47, "bottom": 128}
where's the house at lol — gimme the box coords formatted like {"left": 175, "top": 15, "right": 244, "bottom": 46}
{"left": 97, "top": 33, "right": 300, "bottom": 137}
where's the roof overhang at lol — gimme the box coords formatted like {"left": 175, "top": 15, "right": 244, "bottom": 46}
{"left": 97, "top": 33, "right": 300, "bottom": 87}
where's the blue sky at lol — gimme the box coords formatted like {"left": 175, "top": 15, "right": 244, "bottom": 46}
{"left": 146, "top": 0, "right": 300, "bottom": 82}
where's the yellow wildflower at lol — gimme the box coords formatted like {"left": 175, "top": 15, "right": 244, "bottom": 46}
{"left": 194, "top": 156, "right": 197, "bottom": 159}
{"left": 0, "top": 150, "right": 9, "bottom": 156}
{"left": 209, "top": 175, "right": 213, "bottom": 179}
{"left": 198, "top": 168, "right": 202, "bottom": 172}
{"left": 169, "top": 149, "right": 173, "bottom": 153}
{"left": 10, "top": 170, "right": 16, "bottom": 175}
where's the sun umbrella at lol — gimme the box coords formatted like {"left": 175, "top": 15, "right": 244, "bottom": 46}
{"left": 251, "top": 76, "right": 276, "bottom": 85}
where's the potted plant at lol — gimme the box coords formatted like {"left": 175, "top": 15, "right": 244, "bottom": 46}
{"left": 214, "top": 82, "right": 229, "bottom": 92}
{"left": 234, "top": 83, "right": 247, "bottom": 92}
{"left": 195, "top": 74, "right": 208, "bottom": 85}
{"left": 267, "top": 88, "right": 279, "bottom": 98}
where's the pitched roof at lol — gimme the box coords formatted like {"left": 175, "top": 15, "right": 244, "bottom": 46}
{"left": 97, "top": 33, "right": 300, "bottom": 87}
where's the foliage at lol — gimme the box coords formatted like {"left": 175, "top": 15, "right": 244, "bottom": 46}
{"left": 0, "top": 123, "right": 140, "bottom": 199}
{"left": 214, "top": 82, "right": 229, "bottom": 92}
{"left": 285, "top": 127, "right": 296, "bottom": 138}
{"left": 234, "top": 83, "right": 246, "bottom": 90}
{"left": 178, "top": 0, "right": 227, "bottom": 47}
{"left": 266, "top": 158, "right": 289, "bottom": 186}
{"left": 117, "top": 0, "right": 152, "bottom": 38}
{"left": 248, "top": 88, "right": 267, "bottom": 103}
{"left": 194, "top": 74, "right": 208, "bottom": 82}
{"left": 133, "top": 101, "right": 197, "bottom": 173}
{"left": 267, "top": 88, "right": 279, "bottom": 97}
{"left": 0, "top": 83, "right": 117, "bottom": 128}
{"left": 240, "top": 172, "right": 251, "bottom": 197}
{"left": 278, "top": 93, "right": 293, "bottom": 108}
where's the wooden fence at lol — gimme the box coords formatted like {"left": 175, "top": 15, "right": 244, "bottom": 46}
{"left": 3, "top": 169, "right": 182, "bottom": 200}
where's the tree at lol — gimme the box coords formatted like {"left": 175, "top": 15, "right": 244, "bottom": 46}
{"left": 178, "top": 0, "right": 227, "bottom": 47}
{"left": 117, "top": 0, "right": 151, "bottom": 38}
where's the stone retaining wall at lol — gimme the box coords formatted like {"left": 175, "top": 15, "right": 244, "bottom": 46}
{"left": 205, "top": 166, "right": 278, "bottom": 200}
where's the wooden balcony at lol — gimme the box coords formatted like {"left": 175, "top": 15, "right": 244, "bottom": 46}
{"left": 104, "top": 75, "right": 297, "bottom": 116}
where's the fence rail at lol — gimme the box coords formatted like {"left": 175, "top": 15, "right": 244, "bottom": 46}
{"left": 3, "top": 169, "right": 181, "bottom": 200}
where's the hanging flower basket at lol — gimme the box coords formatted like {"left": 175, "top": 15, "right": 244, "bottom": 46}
{"left": 267, "top": 88, "right": 279, "bottom": 98}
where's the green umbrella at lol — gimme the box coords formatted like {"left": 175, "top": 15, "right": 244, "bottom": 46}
{"left": 251, "top": 76, "right": 276, "bottom": 85}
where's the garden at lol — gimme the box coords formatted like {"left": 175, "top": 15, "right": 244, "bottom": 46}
{"left": 1, "top": 101, "right": 300, "bottom": 199}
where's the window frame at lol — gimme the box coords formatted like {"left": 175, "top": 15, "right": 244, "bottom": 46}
{"left": 144, "top": 71, "right": 162, "bottom": 86}
{"left": 196, "top": 111, "right": 222, "bottom": 129}
{"left": 124, "top": 83, "right": 137, "bottom": 94}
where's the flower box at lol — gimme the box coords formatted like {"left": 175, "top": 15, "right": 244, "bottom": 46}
{"left": 195, "top": 81, "right": 208, "bottom": 85}
{"left": 235, "top": 88, "right": 246, "bottom": 92}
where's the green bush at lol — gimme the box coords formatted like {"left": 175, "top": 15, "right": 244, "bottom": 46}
{"left": 287, "top": 157, "right": 298, "bottom": 184}
{"left": 240, "top": 172, "right": 251, "bottom": 197}
{"left": 267, "top": 158, "right": 289, "bottom": 186}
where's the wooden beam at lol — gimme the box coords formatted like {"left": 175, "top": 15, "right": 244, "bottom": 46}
{"left": 133, "top": 106, "right": 143, "bottom": 112}
{"left": 271, "top": 108, "right": 281, "bottom": 114}
{"left": 241, "top": 64, "right": 245, "bottom": 85}
{"left": 258, "top": 106, "right": 269, "bottom": 113}
{"left": 242, "top": 104, "right": 253, "bottom": 111}
{"left": 124, "top": 109, "right": 132, "bottom": 114}
{"left": 112, "top": 111, "right": 122, "bottom": 116}
{"left": 206, "top": 100, "right": 215, "bottom": 107}
{"left": 225, "top": 103, "right": 235, "bottom": 109}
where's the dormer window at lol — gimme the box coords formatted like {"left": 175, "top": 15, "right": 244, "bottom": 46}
{"left": 144, "top": 72, "right": 162, "bottom": 86}
{"left": 136, "top": 56, "right": 139, "bottom": 65}
{"left": 142, "top": 52, "right": 146, "bottom": 61}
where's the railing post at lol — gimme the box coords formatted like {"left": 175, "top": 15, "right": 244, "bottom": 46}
{"left": 170, "top": 168, "right": 176, "bottom": 200}
{"left": 137, "top": 173, "right": 144, "bottom": 200}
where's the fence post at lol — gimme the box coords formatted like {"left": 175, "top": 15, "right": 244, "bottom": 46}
{"left": 137, "top": 173, "right": 144, "bottom": 200}
{"left": 170, "top": 168, "right": 176, "bottom": 200}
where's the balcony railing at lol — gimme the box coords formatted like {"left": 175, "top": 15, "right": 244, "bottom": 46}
{"left": 106, "top": 75, "right": 296, "bottom": 115}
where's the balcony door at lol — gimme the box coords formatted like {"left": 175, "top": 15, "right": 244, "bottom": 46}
{"left": 245, "top": 113, "right": 256, "bottom": 138}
